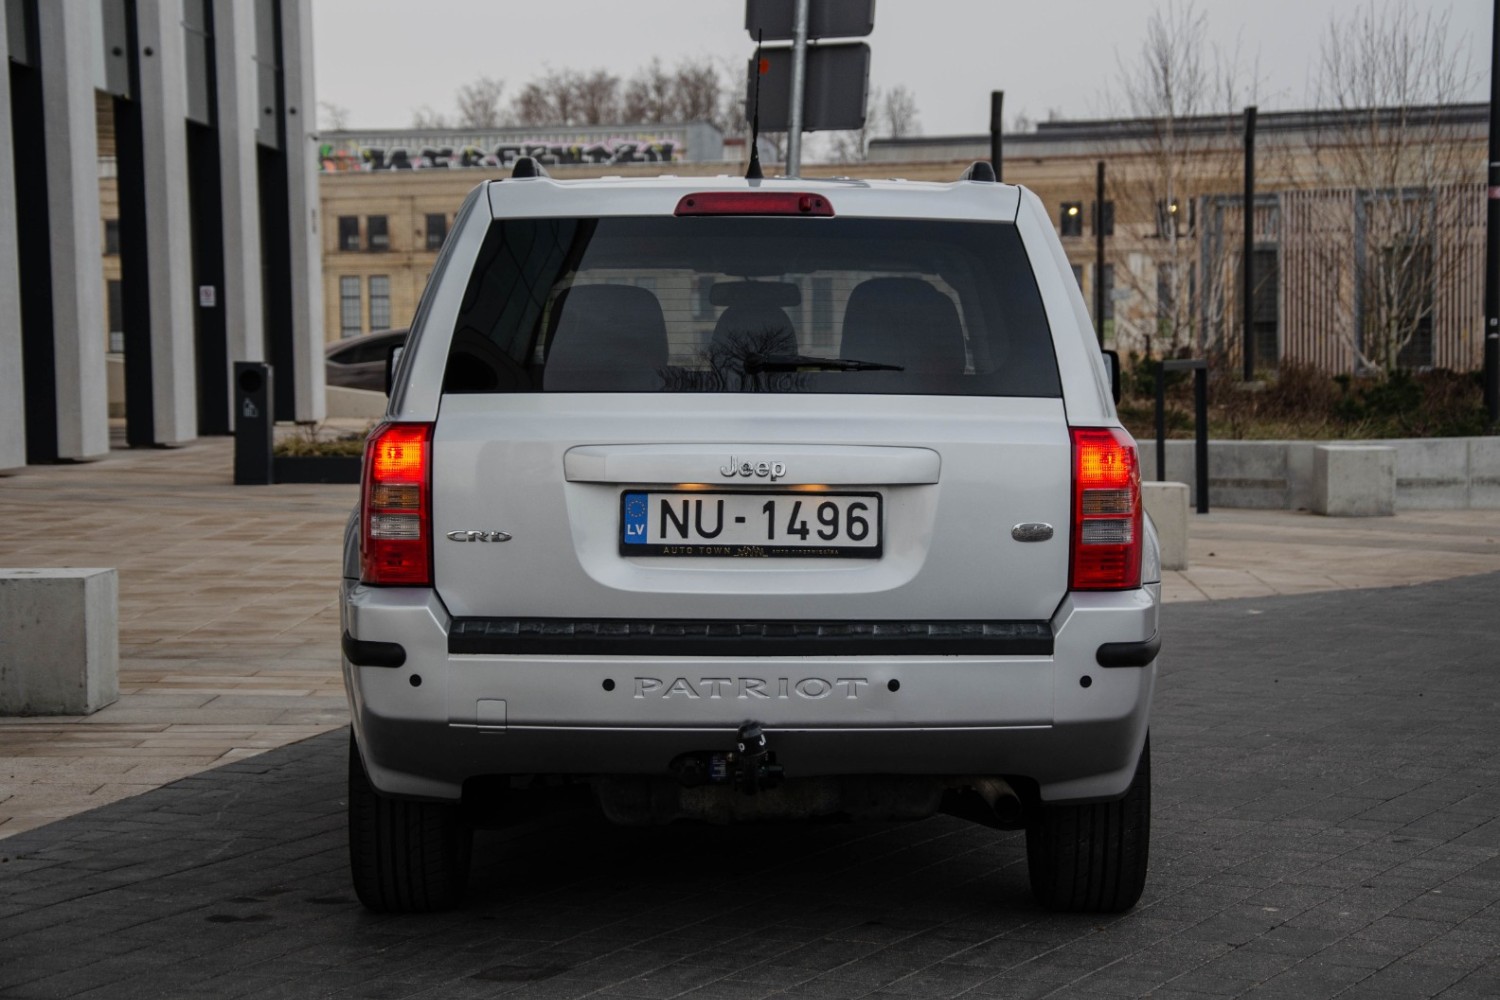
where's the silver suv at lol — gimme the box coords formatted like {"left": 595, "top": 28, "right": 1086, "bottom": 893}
{"left": 341, "top": 160, "right": 1161, "bottom": 914}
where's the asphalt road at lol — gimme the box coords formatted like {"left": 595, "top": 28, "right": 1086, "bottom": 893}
{"left": 1, "top": 574, "right": 1497, "bottom": 1000}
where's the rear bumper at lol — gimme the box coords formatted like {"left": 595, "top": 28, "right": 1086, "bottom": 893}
{"left": 342, "top": 582, "right": 1157, "bottom": 805}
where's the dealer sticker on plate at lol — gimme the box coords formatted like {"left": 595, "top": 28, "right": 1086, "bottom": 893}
{"left": 621, "top": 491, "right": 882, "bottom": 558}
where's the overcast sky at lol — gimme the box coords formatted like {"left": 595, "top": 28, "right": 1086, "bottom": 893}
{"left": 312, "top": 0, "right": 1491, "bottom": 137}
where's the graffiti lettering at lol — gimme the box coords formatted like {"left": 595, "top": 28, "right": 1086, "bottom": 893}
{"left": 320, "top": 139, "right": 680, "bottom": 173}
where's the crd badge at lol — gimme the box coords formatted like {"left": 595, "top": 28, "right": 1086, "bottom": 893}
{"left": 445, "top": 530, "right": 512, "bottom": 543}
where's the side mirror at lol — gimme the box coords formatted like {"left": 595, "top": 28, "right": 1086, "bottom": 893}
{"left": 385, "top": 344, "right": 404, "bottom": 397}
{"left": 1101, "top": 349, "right": 1122, "bottom": 404}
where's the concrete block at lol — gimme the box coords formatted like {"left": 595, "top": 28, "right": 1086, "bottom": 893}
{"left": 1470, "top": 437, "right": 1500, "bottom": 509}
{"left": 0, "top": 568, "right": 119, "bottom": 715}
{"left": 1312, "top": 445, "right": 1395, "bottom": 517}
{"left": 1285, "top": 441, "right": 1317, "bottom": 511}
{"left": 1209, "top": 441, "right": 1290, "bottom": 509}
{"left": 1142, "top": 482, "right": 1189, "bottom": 571}
{"left": 1387, "top": 437, "right": 1469, "bottom": 510}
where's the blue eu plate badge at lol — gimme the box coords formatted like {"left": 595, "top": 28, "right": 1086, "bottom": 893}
{"left": 622, "top": 492, "right": 648, "bottom": 545}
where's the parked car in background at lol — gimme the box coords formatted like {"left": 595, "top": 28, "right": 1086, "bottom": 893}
{"left": 325, "top": 328, "right": 408, "bottom": 391}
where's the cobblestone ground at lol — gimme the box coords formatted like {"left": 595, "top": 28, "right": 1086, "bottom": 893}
{"left": 1, "top": 574, "right": 1497, "bottom": 1000}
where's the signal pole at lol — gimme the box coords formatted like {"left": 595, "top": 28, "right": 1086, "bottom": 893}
{"left": 785, "top": 0, "right": 810, "bottom": 177}
{"left": 1486, "top": 0, "right": 1500, "bottom": 421}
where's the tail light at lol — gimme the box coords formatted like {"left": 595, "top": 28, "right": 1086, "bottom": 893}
{"left": 1069, "top": 427, "right": 1142, "bottom": 591}
{"left": 360, "top": 422, "right": 433, "bottom": 586}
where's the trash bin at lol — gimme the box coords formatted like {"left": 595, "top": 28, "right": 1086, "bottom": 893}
{"left": 234, "top": 362, "right": 273, "bottom": 485}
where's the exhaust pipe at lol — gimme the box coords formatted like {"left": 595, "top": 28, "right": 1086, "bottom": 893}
{"left": 973, "top": 777, "right": 1023, "bottom": 825}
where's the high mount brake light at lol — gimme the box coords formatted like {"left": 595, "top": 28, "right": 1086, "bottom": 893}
{"left": 361, "top": 422, "right": 433, "bottom": 586}
{"left": 1069, "top": 427, "right": 1143, "bottom": 591}
{"left": 674, "top": 192, "right": 834, "bottom": 217}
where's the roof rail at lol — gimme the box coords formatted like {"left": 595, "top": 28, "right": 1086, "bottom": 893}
{"left": 511, "top": 156, "right": 550, "bottom": 179}
{"left": 960, "top": 160, "right": 997, "bottom": 183}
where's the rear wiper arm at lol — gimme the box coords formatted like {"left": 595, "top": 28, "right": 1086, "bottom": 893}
{"left": 743, "top": 353, "right": 904, "bottom": 373}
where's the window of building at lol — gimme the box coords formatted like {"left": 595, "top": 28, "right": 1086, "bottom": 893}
{"left": 367, "top": 216, "right": 390, "bottom": 252}
{"left": 810, "top": 277, "right": 834, "bottom": 351}
{"left": 337, "top": 216, "right": 359, "bottom": 252}
{"left": 1156, "top": 200, "right": 1178, "bottom": 238}
{"left": 1071, "top": 264, "right": 1084, "bottom": 290}
{"left": 369, "top": 275, "right": 392, "bottom": 329}
{"left": 1251, "top": 248, "right": 1280, "bottom": 370}
{"left": 1157, "top": 262, "right": 1176, "bottom": 338}
{"left": 425, "top": 213, "right": 447, "bottom": 251}
{"left": 1155, "top": 199, "right": 1195, "bottom": 238}
{"left": 1094, "top": 263, "right": 1116, "bottom": 338}
{"left": 1092, "top": 201, "right": 1115, "bottom": 237}
{"left": 340, "top": 276, "right": 362, "bottom": 336}
{"left": 107, "top": 280, "right": 123, "bottom": 353}
{"left": 692, "top": 276, "right": 715, "bottom": 321}
{"left": 103, "top": 219, "right": 120, "bottom": 256}
{"left": 1059, "top": 202, "right": 1083, "bottom": 238}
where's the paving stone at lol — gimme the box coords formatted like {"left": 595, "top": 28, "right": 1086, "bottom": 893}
{"left": 1, "top": 566, "right": 1499, "bottom": 998}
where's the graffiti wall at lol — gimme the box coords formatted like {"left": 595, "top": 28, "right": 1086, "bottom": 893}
{"left": 319, "top": 128, "right": 713, "bottom": 173}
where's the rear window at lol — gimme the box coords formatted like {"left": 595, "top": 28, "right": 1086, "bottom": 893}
{"left": 444, "top": 216, "right": 1059, "bottom": 396}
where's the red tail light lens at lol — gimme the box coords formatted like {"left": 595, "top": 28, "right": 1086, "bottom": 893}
{"left": 1070, "top": 427, "right": 1142, "bottom": 591}
{"left": 361, "top": 422, "right": 433, "bottom": 586}
{"left": 674, "top": 192, "right": 834, "bottom": 216}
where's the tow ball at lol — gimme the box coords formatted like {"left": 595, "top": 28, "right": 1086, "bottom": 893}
{"left": 671, "top": 721, "right": 785, "bottom": 794}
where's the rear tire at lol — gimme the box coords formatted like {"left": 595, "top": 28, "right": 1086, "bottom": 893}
{"left": 1025, "top": 734, "right": 1150, "bottom": 913}
{"left": 348, "top": 733, "right": 472, "bottom": 913}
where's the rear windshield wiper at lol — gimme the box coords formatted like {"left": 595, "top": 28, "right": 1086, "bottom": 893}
{"left": 743, "top": 353, "right": 905, "bottom": 373}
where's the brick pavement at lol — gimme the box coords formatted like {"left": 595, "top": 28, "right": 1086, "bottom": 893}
{"left": 0, "top": 572, "right": 1497, "bottom": 999}
{"left": 2, "top": 436, "right": 1500, "bottom": 836}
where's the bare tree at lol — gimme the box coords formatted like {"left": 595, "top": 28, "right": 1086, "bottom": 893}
{"left": 318, "top": 101, "right": 350, "bottom": 131}
{"left": 1103, "top": 0, "right": 1258, "bottom": 359}
{"left": 1305, "top": 1, "right": 1479, "bottom": 373}
{"left": 624, "top": 58, "right": 676, "bottom": 123}
{"left": 830, "top": 86, "right": 881, "bottom": 163}
{"left": 572, "top": 69, "right": 622, "bottom": 125}
{"left": 410, "top": 105, "right": 450, "bottom": 129}
{"left": 454, "top": 75, "right": 506, "bottom": 129}
{"left": 880, "top": 85, "right": 920, "bottom": 139}
{"left": 674, "top": 58, "right": 726, "bottom": 129}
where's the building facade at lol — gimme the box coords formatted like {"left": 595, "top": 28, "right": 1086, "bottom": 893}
{"left": 1, "top": 0, "right": 322, "bottom": 471}
{"left": 870, "top": 105, "right": 1488, "bottom": 374}
{"left": 315, "top": 107, "right": 1487, "bottom": 381}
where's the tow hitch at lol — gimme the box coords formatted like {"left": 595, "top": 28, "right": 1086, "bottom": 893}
{"left": 671, "top": 722, "right": 785, "bottom": 794}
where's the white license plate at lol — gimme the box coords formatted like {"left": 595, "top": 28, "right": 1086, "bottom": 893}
{"left": 620, "top": 491, "right": 882, "bottom": 558}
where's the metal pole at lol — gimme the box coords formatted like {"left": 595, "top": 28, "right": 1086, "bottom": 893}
{"left": 786, "top": 0, "right": 810, "bottom": 177}
{"left": 990, "top": 91, "right": 1004, "bottom": 182}
{"left": 1243, "top": 105, "right": 1257, "bottom": 382}
{"left": 1154, "top": 363, "right": 1167, "bottom": 482}
{"left": 1194, "top": 367, "right": 1209, "bottom": 514}
{"left": 1485, "top": 0, "right": 1500, "bottom": 422}
{"left": 1095, "top": 160, "right": 1106, "bottom": 346}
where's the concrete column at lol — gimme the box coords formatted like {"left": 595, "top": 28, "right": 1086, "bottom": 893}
{"left": 134, "top": 0, "right": 197, "bottom": 445}
{"left": 0, "top": 11, "right": 26, "bottom": 472}
{"left": 37, "top": 1, "right": 109, "bottom": 460}
{"left": 280, "top": 0, "right": 325, "bottom": 422}
{"left": 212, "top": 0, "right": 264, "bottom": 374}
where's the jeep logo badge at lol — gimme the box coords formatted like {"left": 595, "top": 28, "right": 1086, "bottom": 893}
{"left": 720, "top": 456, "right": 787, "bottom": 481}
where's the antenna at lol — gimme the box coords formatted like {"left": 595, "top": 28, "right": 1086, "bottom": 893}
{"left": 746, "top": 30, "right": 764, "bottom": 180}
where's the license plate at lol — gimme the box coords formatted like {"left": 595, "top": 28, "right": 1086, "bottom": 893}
{"left": 620, "top": 491, "right": 882, "bottom": 558}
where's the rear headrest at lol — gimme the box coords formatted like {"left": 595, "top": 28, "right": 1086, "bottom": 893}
{"left": 840, "top": 278, "right": 966, "bottom": 375}
{"left": 543, "top": 285, "right": 668, "bottom": 391}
